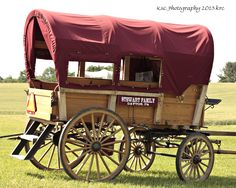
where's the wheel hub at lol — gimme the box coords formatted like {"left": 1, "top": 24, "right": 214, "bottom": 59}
{"left": 134, "top": 146, "right": 143, "bottom": 156}
{"left": 193, "top": 155, "right": 201, "bottom": 164}
{"left": 91, "top": 141, "right": 101, "bottom": 152}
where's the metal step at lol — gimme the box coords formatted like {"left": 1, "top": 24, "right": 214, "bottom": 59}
{"left": 19, "top": 134, "right": 39, "bottom": 142}
{"left": 11, "top": 121, "right": 55, "bottom": 160}
{"left": 11, "top": 154, "right": 26, "bottom": 160}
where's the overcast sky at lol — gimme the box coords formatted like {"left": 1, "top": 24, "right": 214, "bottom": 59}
{"left": 0, "top": 0, "right": 235, "bottom": 82}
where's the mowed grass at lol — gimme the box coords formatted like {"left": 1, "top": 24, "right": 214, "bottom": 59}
{"left": 0, "top": 83, "right": 27, "bottom": 115}
{"left": 0, "top": 83, "right": 236, "bottom": 188}
{"left": 205, "top": 83, "right": 236, "bottom": 125}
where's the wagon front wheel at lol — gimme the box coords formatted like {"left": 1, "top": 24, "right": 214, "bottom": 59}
{"left": 59, "top": 107, "right": 130, "bottom": 181}
{"left": 176, "top": 133, "right": 214, "bottom": 182}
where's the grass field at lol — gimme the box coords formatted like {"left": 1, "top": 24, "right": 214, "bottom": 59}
{"left": 0, "top": 83, "right": 236, "bottom": 188}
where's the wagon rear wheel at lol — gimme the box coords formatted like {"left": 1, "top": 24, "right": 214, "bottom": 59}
{"left": 119, "top": 127, "right": 155, "bottom": 172}
{"left": 25, "top": 120, "right": 63, "bottom": 170}
{"left": 59, "top": 107, "right": 130, "bottom": 181}
{"left": 176, "top": 133, "right": 214, "bottom": 182}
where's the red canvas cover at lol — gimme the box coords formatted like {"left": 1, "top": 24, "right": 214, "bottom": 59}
{"left": 24, "top": 9, "right": 214, "bottom": 95}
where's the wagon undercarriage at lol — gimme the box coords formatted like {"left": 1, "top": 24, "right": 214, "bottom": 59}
{"left": 9, "top": 105, "right": 236, "bottom": 182}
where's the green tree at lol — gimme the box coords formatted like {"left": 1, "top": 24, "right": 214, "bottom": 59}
{"left": 218, "top": 62, "right": 236, "bottom": 82}
{"left": 2, "top": 76, "right": 17, "bottom": 83}
{"left": 18, "top": 70, "right": 27, "bottom": 83}
{"left": 86, "top": 65, "right": 113, "bottom": 72}
{"left": 41, "top": 67, "right": 56, "bottom": 82}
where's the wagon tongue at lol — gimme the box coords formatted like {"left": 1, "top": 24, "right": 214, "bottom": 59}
{"left": 26, "top": 93, "right": 37, "bottom": 115}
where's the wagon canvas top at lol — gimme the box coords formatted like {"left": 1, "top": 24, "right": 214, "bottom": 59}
{"left": 24, "top": 9, "right": 214, "bottom": 95}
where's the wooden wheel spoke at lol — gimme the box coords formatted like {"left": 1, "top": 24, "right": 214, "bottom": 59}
{"left": 95, "top": 153, "right": 101, "bottom": 180}
{"left": 128, "top": 154, "right": 135, "bottom": 162}
{"left": 102, "top": 139, "right": 125, "bottom": 147}
{"left": 134, "top": 157, "right": 138, "bottom": 171}
{"left": 91, "top": 113, "right": 97, "bottom": 141}
{"left": 185, "top": 145, "right": 193, "bottom": 156}
{"left": 101, "top": 128, "right": 122, "bottom": 144}
{"left": 143, "top": 154, "right": 151, "bottom": 161}
{"left": 131, "top": 144, "right": 136, "bottom": 149}
{"left": 97, "top": 114, "right": 105, "bottom": 139}
{"left": 200, "top": 161, "right": 208, "bottom": 168}
{"left": 200, "top": 150, "right": 210, "bottom": 157}
{"left": 183, "top": 163, "right": 192, "bottom": 176}
{"left": 190, "top": 140, "right": 195, "bottom": 154}
{"left": 201, "top": 157, "right": 210, "bottom": 161}
{"left": 181, "top": 158, "right": 191, "bottom": 162}
{"left": 38, "top": 143, "right": 54, "bottom": 163}
{"left": 181, "top": 161, "right": 191, "bottom": 169}
{"left": 81, "top": 118, "right": 94, "bottom": 142}
{"left": 98, "top": 152, "right": 111, "bottom": 174}
{"left": 47, "top": 145, "right": 56, "bottom": 168}
{"left": 198, "top": 163, "right": 206, "bottom": 174}
{"left": 196, "top": 165, "right": 201, "bottom": 179}
{"left": 69, "top": 149, "right": 91, "bottom": 168}
{"left": 196, "top": 139, "right": 203, "bottom": 154}
{"left": 86, "top": 153, "right": 95, "bottom": 181}
{"left": 66, "top": 138, "right": 89, "bottom": 147}
{"left": 194, "top": 139, "right": 199, "bottom": 154}
{"left": 129, "top": 156, "right": 136, "bottom": 169}
{"left": 39, "top": 141, "right": 53, "bottom": 149}
{"left": 99, "top": 119, "right": 115, "bottom": 142}
{"left": 75, "top": 152, "right": 91, "bottom": 175}
{"left": 65, "top": 145, "right": 78, "bottom": 157}
{"left": 100, "top": 150, "right": 120, "bottom": 166}
{"left": 138, "top": 157, "right": 142, "bottom": 170}
{"left": 193, "top": 165, "right": 197, "bottom": 179}
{"left": 65, "top": 146, "right": 90, "bottom": 153}
{"left": 182, "top": 151, "right": 192, "bottom": 159}
{"left": 101, "top": 147, "right": 124, "bottom": 155}
{"left": 189, "top": 165, "right": 194, "bottom": 178}
{"left": 198, "top": 143, "right": 207, "bottom": 154}
{"left": 140, "top": 155, "right": 147, "bottom": 167}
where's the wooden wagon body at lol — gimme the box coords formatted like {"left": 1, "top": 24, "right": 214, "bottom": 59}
{"left": 24, "top": 9, "right": 213, "bottom": 130}
{"left": 12, "top": 9, "right": 229, "bottom": 182}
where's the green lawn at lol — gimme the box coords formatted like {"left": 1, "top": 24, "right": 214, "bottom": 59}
{"left": 205, "top": 83, "right": 236, "bottom": 125}
{"left": 0, "top": 83, "right": 236, "bottom": 188}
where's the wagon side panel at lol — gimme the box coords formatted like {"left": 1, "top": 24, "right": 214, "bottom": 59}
{"left": 26, "top": 88, "right": 58, "bottom": 121}
{"left": 159, "top": 85, "right": 202, "bottom": 128}
{"left": 64, "top": 92, "right": 108, "bottom": 120}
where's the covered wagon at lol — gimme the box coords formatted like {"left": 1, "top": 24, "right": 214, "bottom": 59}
{"left": 12, "top": 9, "right": 230, "bottom": 182}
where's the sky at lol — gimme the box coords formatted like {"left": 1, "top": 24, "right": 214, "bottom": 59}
{"left": 0, "top": 0, "right": 235, "bottom": 82}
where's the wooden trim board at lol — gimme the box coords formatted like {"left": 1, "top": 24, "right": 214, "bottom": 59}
{"left": 192, "top": 85, "right": 208, "bottom": 126}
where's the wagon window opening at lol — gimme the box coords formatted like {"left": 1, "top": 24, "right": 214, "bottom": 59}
{"left": 28, "top": 59, "right": 57, "bottom": 90}
{"left": 67, "top": 61, "right": 114, "bottom": 86}
{"left": 119, "top": 56, "right": 162, "bottom": 88}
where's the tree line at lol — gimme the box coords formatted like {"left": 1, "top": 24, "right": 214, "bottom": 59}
{"left": 0, "top": 63, "right": 235, "bottom": 83}
{"left": 0, "top": 65, "right": 113, "bottom": 83}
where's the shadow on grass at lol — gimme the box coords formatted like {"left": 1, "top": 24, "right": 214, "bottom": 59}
{"left": 24, "top": 170, "right": 236, "bottom": 188}
{"left": 26, "top": 169, "right": 236, "bottom": 187}
{"left": 26, "top": 172, "right": 45, "bottom": 180}
{"left": 113, "top": 170, "right": 236, "bottom": 187}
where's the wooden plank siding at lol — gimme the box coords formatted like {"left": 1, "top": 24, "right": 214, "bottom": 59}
{"left": 27, "top": 88, "right": 58, "bottom": 121}
{"left": 65, "top": 93, "right": 108, "bottom": 119}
